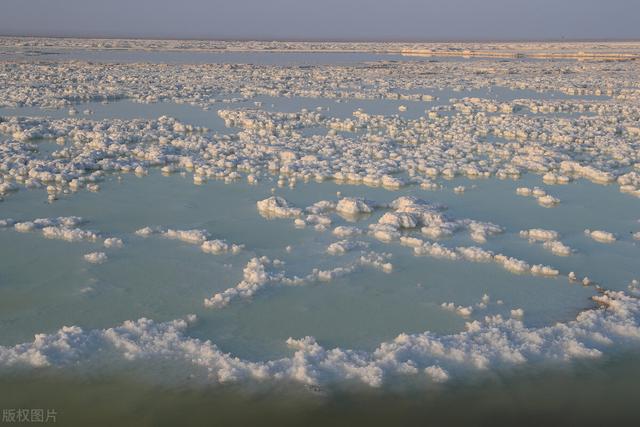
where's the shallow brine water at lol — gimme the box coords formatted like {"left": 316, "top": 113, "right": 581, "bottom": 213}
{"left": 1, "top": 41, "right": 640, "bottom": 425}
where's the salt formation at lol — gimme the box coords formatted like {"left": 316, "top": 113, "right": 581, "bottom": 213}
{"left": 253, "top": 194, "right": 558, "bottom": 279}
{"left": 335, "top": 197, "right": 377, "bottom": 216}
{"left": 204, "top": 257, "right": 280, "bottom": 308}
{"left": 520, "top": 229, "right": 558, "bottom": 241}
{"left": 542, "top": 240, "right": 573, "bottom": 257}
{"left": 164, "top": 229, "right": 211, "bottom": 244}
{"left": 84, "top": 252, "right": 107, "bottom": 264}
{"left": 516, "top": 187, "right": 560, "bottom": 207}
{"left": 326, "top": 240, "right": 369, "bottom": 255}
{"left": 257, "top": 197, "right": 302, "bottom": 218}
{"left": 1, "top": 216, "right": 101, "bottom": 243}
{"left": 510, "top": 309, "right": 525, "bottom": 319}
{"left": 494, "top": 255, "right": 531, "bottom": 274}
{"left": 2, "top": 289, "right": 640, "bottom": 387}
{"left": 332, "top": 226, "right": 363, "bottom": 238}
{"left": 476, "top": 294, "right": 491, "bottom": 309}
{"left": 1, "top": 53, "right": 639, "bottom": 205}
{"left": 104, "top": 237, "right": 124, "bottom": 248}
{"left": 135, "top": 226, "right": 243, "bottom": 255}
{"left": 201, "top": 240, "right": 244, "bottom": 255}
{"left": 42, "top": 226, "right": 99, "bottom": 243}
{"left": 441, "top": 302, "right": 473, "bottom": 317}
{"left": 356, "top": 196, "right": 503, "bottom": 244}
{"left": 441, "top": 294, "right": 497, "bottom": 318}
{"left": 358, "top": 252, "right": 393, "bottom": 273}
{"left": 520, "top": 229, "right": 573, "bottom": 256}
{"left": 204, "top": 252, "right": 392, "bottom": 308}
{"left": 584, "top": 229, "right": 617, "bottom": 243}
{"left": 8, "top": 216, "right": 85, "bottom": 233}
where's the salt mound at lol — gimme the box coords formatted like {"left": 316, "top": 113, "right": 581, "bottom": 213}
{"left": 520, "top": 229, "right": 572, "bottom": 256}
{"left": 520, "top": 229, "right": 559, "bottom": 242}
{"left": 332, "top": 226, "right": 363, "bottom": 238}
{"left": 257, "top": 196, "right": 302, "bottom": 218}
{"left": 543, "top": 240, "right": 572, "bottom": 256}
{"left": 441, "top": 302, "right": 473, "bottom": 317}
{"left": 326, "top": 240, "right": 369, "bottom": 255}
{"left": 104, "top": 237, "right": 124, "bottom": 248}
{"left": 201, "top": 239, "right": 244, "bottom": 255}
{"left": 84, "top": 252, "right": 107, "bottom": 264}
{"left": 585, "top": 229, "right": 617, "bottom": 243}
{"left": 457, "top": 246, "right": 494, "bottom": 262}
{"left": 335, "top": 197, "right": 376, "bottom": 215}
{"left": 42, "top": 226, "right": 98, "bottom": 242}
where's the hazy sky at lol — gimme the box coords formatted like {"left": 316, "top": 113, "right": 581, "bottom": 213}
{"left": 1, "top": 0, "right": 638, "bottom": 41}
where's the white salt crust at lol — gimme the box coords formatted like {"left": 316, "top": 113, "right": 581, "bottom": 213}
{"left": 520, "top": 229, "right": 573, "bottom": 256}
{"left": 135, "top": 226, "right": 244, "bottom": 255}
{"left": 84, "top": 251, "right": 107, "bottom": 264}
{"left": 1, "top": 216, "right": 102, "bottom": 243}
{"left": 1, "top": 290, "right": 639, "bottom": 387}
{"left": 203, "top": 253, "right": 392, "bottom": 309}
{"left": 2, "top": 48, "right": 640, "bottom": 206}
{"left": 585, "top": 229, "right": 617, "bottom": 243}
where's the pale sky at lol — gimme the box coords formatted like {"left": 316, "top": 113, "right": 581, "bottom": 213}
{"left": 1, "top": 0, "right": 638, "bottom": 41}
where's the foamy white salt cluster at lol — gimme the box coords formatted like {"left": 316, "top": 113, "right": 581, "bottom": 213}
{"left": 3, "top": 216, "right": 85, "bottom": 233}
{"left": 84, "top": 251, "right": 107, "bottom": 264}
{"left": 332, "top": 226, "right": 363, "bottom": 238}
{"left": 1, "top": 45, "right": 639, "bottom": 207}
{"left": 41, "top": 226, "right": 99, "bottom": 243}
{"left": 257, "top": 196, "right": 302, "bottom": 219}
{"left": 204, "top": 252, "right": 392, "bottom": 309}
{"left": 326, "top": 240, "right": 370, "bottom": 255}
{"left": 441, "top": 294, "right": 498, "bottom": 318}
{"left": 401, "top": 236, "right": 560, "bottom": 277}
{"left": 362, "top": 196, "right": 503, "bottom": 244}
{"left": 135, "top": 226, "right": 243, "bottom": 255}
{"left": 0, "top": 216, "right": 103, "bottom": 243}
{"left": 103, "top": 237, "right": 124, "bottom": 248}
{"left": 516, "top": 187, "right": 560, "bottom": 207}
{"left": 254, "top": 194, "right": 558, "bottom": 279}
{"left": 520, "top": 229, "right": 573, "bottom": 256}
{"left": 335, "top": 197, "right": 378, "bottom": 216}
{"left": 2, "top": 290, "right": 640, "bottom": 387}
{"left": 584, "top": 229, "right": 617, "bottom": 243}
{"left": 441, "top": 302, "right": 474, "bottom": 318}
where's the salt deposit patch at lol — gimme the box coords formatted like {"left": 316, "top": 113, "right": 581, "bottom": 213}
{"left": 204, "top": 252, "right": 393, "bottom": 309}
{"left": 84, "top": 252, "right": 107, "bottom": 264}
{"left": 1, "top": 290, "right": 639, "bottom": 387}
{"left": 520, "top": 229, "right": 573, "bottom": 256}
{"left": 1, "top": 216, "right": 103, "bottom": 244}
{"left": 585, "top": 229, "right": 617, "bottom": 243}
{"left": 257, "top": 197, "right": 302, "bottom": 219}
{"left": 135, "top": 226, "right": 244, "bottom": 255}
{"left": 516, "top": 187, "right": 560, "bottom": 207}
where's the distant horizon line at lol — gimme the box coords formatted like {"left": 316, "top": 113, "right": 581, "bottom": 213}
{"left": 1, "top": 33, "right": 639, "bottom": 44}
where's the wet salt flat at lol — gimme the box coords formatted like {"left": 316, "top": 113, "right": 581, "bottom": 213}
{"left": 1, "top": 38, "right": 640, "bottom": 422}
